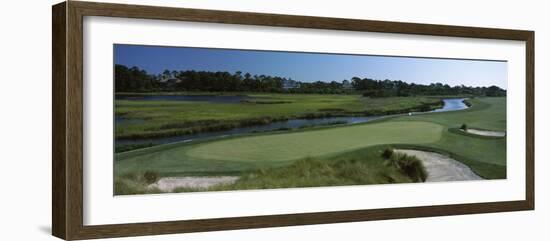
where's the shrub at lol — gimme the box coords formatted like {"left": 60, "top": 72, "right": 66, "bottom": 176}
{"left": 381, "top": 148, "right": 394, "bottom": 159}
{"left": 143, "top": 170, "right": 160, "bottom": 184}
{"left": 390, "top": 153, "right": 427, "bottom": 182}
{"left": 460, "top": 123, "right": 468, "bottom": 131}
{"left": 114, "top": 171, "right": 164, "bottom": 195}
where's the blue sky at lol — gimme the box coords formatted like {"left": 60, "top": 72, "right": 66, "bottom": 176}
{"left": 114, "top": 44, "right": 507, "bottom": 89}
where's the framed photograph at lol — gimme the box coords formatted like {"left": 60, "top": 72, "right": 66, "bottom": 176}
{"left": 52, "top": 1, "right": 534, "bottom": 240}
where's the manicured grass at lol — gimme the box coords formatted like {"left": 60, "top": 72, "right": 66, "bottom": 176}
{"left": 115, "top": 121, "right": 443, "bottom": 176}
{"left": 114, "top": 96, "right": 506, "bottom": 194}
{"left": 399, "top": 97, "right": 506, "bottom": 131}
{"left": 390, "top": 97, "right": 506, "bottom": 167}
{"left": 115, "top": 93, "right": 442, "bottom": 140}
{"left": 118, "top": 145, "right": 418, "bottom": 194}
{"left": 388, "top": 144, "right": 505, "bottom": 180}
{"left": 185, "top": 121, "right": 442, "bottom": 162}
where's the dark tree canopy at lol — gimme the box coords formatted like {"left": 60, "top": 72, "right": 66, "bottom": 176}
{"left": 115, "top": 65, "right": 156, "bottom": 92}
{"left": 114, "top": 64, "right": 506, "bottom": 97}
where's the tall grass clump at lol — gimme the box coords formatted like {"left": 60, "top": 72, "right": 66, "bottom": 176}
{"left": 114, "top": 171, "right": 162, "bottom": 195}
{"left": 382, "top": 148, "right": 394, "bottom": 159}
{"left": 391, "top": 154, "right": 427, "bottom": 182}
{"left": 212, "top": 159, "right": 374, "bottom": 191}
{"left": 208, "top": 148, "right": 414, "bottom": 192}
{"left": 114, "top": 177, "right": 149, "bottom": 195}
{"left": 460, "top": 123, "right": 468, "bottom": 131}
{"left": 143, "top": 170, "right": 160, "bottom": 184}
{"left": 382, "top": 151, "right": 427, "bottom": 182}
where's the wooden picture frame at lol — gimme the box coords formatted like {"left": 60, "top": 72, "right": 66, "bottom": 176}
{"left": 52, "top": 1, "right": 534, "bottom": 240}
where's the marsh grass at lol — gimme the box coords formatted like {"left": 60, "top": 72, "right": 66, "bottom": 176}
{"left": 208, "top": 159, "right": 379, "bottom": 191}
{"left": 114, "top": 97, "right": 506, "bottom": 195}
{"left": 380, "top": 149, "right": 427, "bottom": 182}
{"left": 143, "top": 170, "right": 160, "bottom": 184}
{"left": 297, "top": 120, "right": 348, "bottom": 129}
{"left": 114, "top": 145, "right": 415, "bottom": 194}
{"left": 391, "top": 153, "right": 427, "bottom": 182}
{"left": 382, "top": 148, "right": 394, "bottom": 159}
{"left": 114, "top": 171, "right": 162, "bottom": 195}
{"left": 115, "top": 143, "right": 154, "bottom": 153}
{"left": 115, "top": 94, "right": 443, "bottom": 140}
{"left": 200, "top": 146, "right": 414, "bottom": 192}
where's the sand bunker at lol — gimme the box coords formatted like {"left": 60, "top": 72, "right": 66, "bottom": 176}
{"left": 395, "top": 149, "right": 483, "bottom": 182}
{"left": 149, "top": 176, "right": 239, "bottom": 192}
{"left": 463, "top": 128, "right": 505, "bottom": 137}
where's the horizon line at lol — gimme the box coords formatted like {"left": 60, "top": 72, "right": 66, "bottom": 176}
{"left": 115, "top": 63, "right": 507, "bottom": 90}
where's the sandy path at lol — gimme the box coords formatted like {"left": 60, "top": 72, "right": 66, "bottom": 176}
{"left": 149, "top": 176, "right": 239, "bottom": 192}
{"left": 395, "top": 149, "right": 483, "bottom": 182}
{"left": 464, "top": 128, "right": 506, "bottom": 137}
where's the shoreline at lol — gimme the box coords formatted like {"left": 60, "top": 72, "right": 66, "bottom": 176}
{"left": 115, "top": 96, "right": 446, "bottom": 151}
{"left": 395, "top": 149, "right": 483, "bottom": 182}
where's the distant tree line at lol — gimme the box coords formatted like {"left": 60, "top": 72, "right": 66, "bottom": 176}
{"left": 115, "top": 65, "right": 156, "bottom": 92}
{"left": 351, "top": 77, "right": 506, "bottom": 97}
{"left": 115, "top": 64, "right": 506, "bottom": 97}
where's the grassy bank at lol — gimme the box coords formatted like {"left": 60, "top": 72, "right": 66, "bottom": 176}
{"left": 115, "top": 145, "right": 426, "bottom": 194}
{"left": 115, "top": 121, "right": 443, "bottom": 177}
{"left": 114, "top": 97, "right": 506, "bottom": 194}
{"left": 197, "top": 146, "right": 425, "bottom": 192}
{"left": 115, "top": 93, "right": 443, "bottom": 140}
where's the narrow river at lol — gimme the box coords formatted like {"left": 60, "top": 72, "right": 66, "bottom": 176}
{"left": 115, "top": 97, "right": 468, "bottom": 147}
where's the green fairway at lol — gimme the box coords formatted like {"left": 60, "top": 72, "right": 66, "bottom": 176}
{"left": 115, "top": 96, "right": 506, "bottom": 194}
{"left": 398, "top": 97, "right": 506, "bottom": 131}
{"left": 186, "top": 121, "right": 442, "bottom": 162}
{"left": 115, "top": 121, "right": 443, "bottom": 175}
{"left": 387, "top": 97, "right": 506, "bottom": 177}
